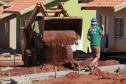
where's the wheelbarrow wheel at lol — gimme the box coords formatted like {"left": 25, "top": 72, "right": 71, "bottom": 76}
{"left": 24, "top": 49, "right": 32, "bottom": 66}
{"left": 66, "top": 45, "right": 73, "bottom": 60}
{"left": 31, "top": 48, "right": 37, "bottom": 66}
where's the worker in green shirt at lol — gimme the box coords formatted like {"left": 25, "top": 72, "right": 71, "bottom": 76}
{"left": 87, "top": 18, "right": 104, "bottom": 70}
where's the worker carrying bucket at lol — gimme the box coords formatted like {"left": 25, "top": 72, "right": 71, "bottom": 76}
{"left": 87, "top": 18, "right": 104, "bottom": 70}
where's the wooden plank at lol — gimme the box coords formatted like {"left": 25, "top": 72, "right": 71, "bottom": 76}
{"left": 49, "top": 7, "right": 58, "bottom": 10}
{"left": 118, "top": 67, "right": 120, "bottom": 73}
{"left": 46, "top": 9, "right": 62, "bottom": 13}
{"left": 78, "top": 65, "right": 80, "bottom": 75}
{"left": 55, "top": 66, "right": 57, "bottom": 78}
{"left": 34, "top": 67, "right": 36, "bottom": 74}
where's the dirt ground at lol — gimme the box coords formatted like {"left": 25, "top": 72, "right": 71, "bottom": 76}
{"left": 0, "top": 53, "right": 120, "bottom": 77}
{"left": 0, "top": 51, "right": 125, "bottom": 84}
{"left": 33, "top": 69, "right": 126, "bottom": 84}
{"left": 0, "top": 53, "right": 125, "bottom": 84}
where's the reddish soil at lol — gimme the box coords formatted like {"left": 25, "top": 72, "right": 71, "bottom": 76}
{"left": 0, "top": 50, "right": 121, "bottom": 78}
{"left": 0, "top": 61, "right": 24, "bottom": 67}
{"left": 0, "top": 57, "right": 120, "bottom": 77}
{"left": 0, "top": 54, "right": 23, "bottom": 67}
{"left": 71, "top": 57, "right": 120, "bottom": 68}
{"left": 98, "top": 60, "right": 119, "bottom": 66}
{"left": 41, "top": 32, "right": 79, "bottom": 65}
{"left": 43, "top": 31, "right": 79, "bottom": 46}
{"left": 0, "top": 63, "right": 69, "bottom": 77}
{"left": 33, "top": 70, "right": 126, "bottom": 84}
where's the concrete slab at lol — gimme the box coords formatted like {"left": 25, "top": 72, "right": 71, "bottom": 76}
{"left": 5, "top": 70, "right": 89, "bottom": 81}
{"left": 98, "top": 64, "right": 125, "bottom": 71}
{"left": 0, "top": 77, "right": 32, "bottom": 84}
{"left": 1, "top": 67, "right": 14, "bottom": 71}
{"left": 10, "top": 77, "right": 32, "bottom": 84}
{"left": 0, "top": 77, "right": 11, "bottom": 84}
{"left": 15, "top": 64, "right": 126, "bottom": 79}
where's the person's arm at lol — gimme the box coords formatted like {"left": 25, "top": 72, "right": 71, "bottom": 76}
{"left": 87, "top": 36, "right": 91, "bottom": 41}
{"left": 100, "top": 24, "right": 104, "bottom": 41}
{"left": 100, "top": 24, "right": 104, "bottom": 36}
{"left": 87, "top": 29, "right": 91, "bottom": 41}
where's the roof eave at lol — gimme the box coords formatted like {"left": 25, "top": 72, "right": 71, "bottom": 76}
{"left": 114, "top": 2, "right": 126, "bottom": 12}
{"left": 0, "top": 1, "right": 6, "bottom": 5}
{"left": 4, "top": 10, "right": 19, "bottom": 14}
{"left": 20, "top": 0, "right": 55, "bottom": 15}
{"left": 1, "top": 0, "right": 55, "bottom": 19}
{"left": 0, "top": 13, "right": 12, "bottom": 19}
{"left": 81, "top": 7, "right": 113, "bottom": 10}
{"left": 20, "top": 5, "right": 35, "bottom": 15}
{"left": 78, "top": 0, "right": 93, "bottom": 3}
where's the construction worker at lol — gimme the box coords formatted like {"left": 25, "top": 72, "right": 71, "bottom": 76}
{"left": 87, "top": 18, "right": 104, "bottom": 70}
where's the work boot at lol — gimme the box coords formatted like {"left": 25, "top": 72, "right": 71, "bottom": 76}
{"left": 88, "top": 65, "right": 93, "bottom": 70}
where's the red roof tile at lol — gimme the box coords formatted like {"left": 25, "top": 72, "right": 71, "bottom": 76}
{"left": 0, "top": 6, "right": 4, "bottom": 15}
{"left": 0, "top": 0, "right": 49, "bottom": 18}
{"left": 82, "top": 0, "right": 126, "bottom": 9}
{"left": 4, "top": 0, "right": 46, "bottom": 12}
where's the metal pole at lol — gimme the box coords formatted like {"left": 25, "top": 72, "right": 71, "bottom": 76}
{"left": 14, "top": 49, "right": 15, "bottom": 68}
